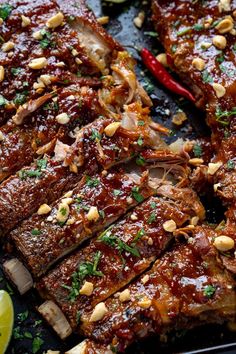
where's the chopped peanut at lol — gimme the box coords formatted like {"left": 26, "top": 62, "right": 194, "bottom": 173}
{"left": 218, "top": 0, "right": 231, "bottom": 12}
{"left": 207, "top": 162, "right": 223, "bottom": 175}
{"left": 138, "top": 298, "right": 152, "bottom": 308}
{"left": 97, "top": 16, "right": 109, "bottom": 25}
{"left": 0, "top": 65, "right": 4, "bottom": 82}
{"left": 190, "top": 216, "right": 199, "bottom": 226}
{"left": 33, "top": 31, "right": 43, "bottom": 40}
{"left": 21, "top": 15, "right": 31, "bottom": 27}
{"left": 141, "top": 274, "right": 149, "bottom": 284}
{"left": 0, "top": 131, "right": 4, "bottom": 141}
{"left": 212, "top": 83, "right": 226, "bottom": 98}
{"left": 89, "top": 302, "right": 108, "bottom": 322}
{"left": 29, "top": 57, "right": 48, "bottom": 70}
{"left": 37, "top": 204, "right": 52, "bottom": 215}
{"left": 213, "top": 235, "right": 235, "bottom": 252}
{"left": 192, "top": 57, "right": 205, "bottom": 71}
{"left": 189, "top": 158, "right": 204, "bottom": 166}
{"left": 46, "top": 12, "right": 64, "bottom": 29}
{"left": 133, "top": 11, "right": 145, "bottom": 28}
{"left": 86, "top": 206, "right": 100, "bottom": 222}
{"left": 56, "top": 113, "right": 70, "bottom": 125}
{"left": 63, "top": 190, "right": 73, "bottom": 198}
{"left": 156, "top": 53, "right": 168, "bottom": 67}
{"left": 119, "top": 289, "right": 131, "bottom": 302}
{"left": 163, "top": 219, "right": 177, "bottom": 232}
{"left": 215, "top": 18, "right": 233, "bottom": 33}
{"left": 172, "top": 111, "right": 187, "bottom": 125}
{"left": 2, "top": 41, "right": 14, "bottom": 52}
{"left": 212, "top": 35, "right": 227, "bottom": 49}
{"left": 79, "top": 281, "right": 94, "bottom": 296}
{"left": 104, "top": 122, "right": 121, "bottom": 137}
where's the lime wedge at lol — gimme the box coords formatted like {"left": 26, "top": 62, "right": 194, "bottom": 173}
{"left": 0, "top": 290, "right": 14, "bottom": 354}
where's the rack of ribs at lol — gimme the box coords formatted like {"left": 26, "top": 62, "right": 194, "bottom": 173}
{"left": 68, "top": 226, "right": 236, "bottom": 353}
{"left": 152, "top": 0, "right": 236, "bottom": 272}
{"left": 36, "top": 186, "right": 204, "bottom": 339}
{"left": 9, "top": 148, "right": 188, "bottom": 278}
{"left": 0, "top": 100, "right": 168, "bottom": 236}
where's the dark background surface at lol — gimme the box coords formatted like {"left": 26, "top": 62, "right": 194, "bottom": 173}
{"left": 1, "top": 1, "right": 236, "bottom": 353}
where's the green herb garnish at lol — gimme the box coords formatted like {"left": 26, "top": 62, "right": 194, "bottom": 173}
{"left": 131, "top": 186, "right": 144, "bottom": 203}
{"left": 32, "top": 337, "right": 44, "bottom": 354}
{"left": 0, "top": 3, "right": 13, "bottom": 20}
{"left": 203, "top": 284, "right": 216, "bottom": 298}
{"left": 62, "top": 251, "right": 103, "bottom": 301}
{"left": 85, "top": 175, "right": 100, "bottom": 188}
{"left": 31, "top": 229, "right": 42, "bottom": 236}
{"left": 100, "top": 231, "right": 140, "bottom": 258}
{"left": 193, "top": 144, "right": 202, "bottom": 157}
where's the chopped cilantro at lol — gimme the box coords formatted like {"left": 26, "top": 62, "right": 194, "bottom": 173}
{"left": 0, "top": 3, "right": 13, "bottom": 20}
{"left": 227, "top": 160, "right": 235, "bottom": 170}
{"left": 215, "top": 106, "right": 236, "bottom": 126}
{"left": 201, "top": 70, "right": 213, "bottom": 83}
{"left": 171, "top": 44, "right": 177, "bottom": 53}
{"left": 193, "top": 144, "right": 202, "bottom": 158}
{"left": 60, "top": 207, "right": 67, "bottom": 216}
{"left": 91, "top": 128, "right": 102, "bottom": 141}
{"left": 132, "top": 228, "right": 145, "bottom": 244}
{"left": 131, "top": 186, "right": 144, "bottom": 203}
{"left": 11, "top": 67, "right": 23, "bottom": 76}
{"left": 136, "top": 155, "right": 146, "bottom": 166}
{"left": 138, "top": 120, "right": 145, "bottom": 126}
{"left": 19, "top": 170, "right": 42, "bottom": 179}
{"left": 62, "top": 251, "right": 103, "bottom": 301}
{"left": 39, "top": 29, "right": 55, "bottom": 49}
{"left": 37, "top": 158, "right": 47, "bottom": 170}
{"left": 113, "top": 189, "right": 121, "bottom": 196}
{"left": 76, "top": 311, "right": 81, "bottom": 324}
{"left": 193, "top": 23, "right": 204, "bottom": 31}
{"left": 150, "top": 201, "right": 156, "bottom": 209}
{"left": 203, "top": 284, "right": 216, "bottom": 298}
{"left": 147, "top": 212, "right": 156, "bottom": 224}
{"left": 17, "top": 310, "right": 29, "bottom": 322}
{"left": 24, "top": 331, "right": 33, "bottom": 339}
{"left": 32, "top": 337, "right": 44, "bottom": 354}
{"left": 137, "top": 136, "right": 143, "bottom": 146}
{"left": 144, "top": 31, "right": 158, "bottom": 38}
{"left": 100, "top": 231, "right": 140, "bottom": 258}
{"left": 85, "top": 175, "right": 100, "bottom": 187}
{"left": 13, "top": 326, "right": 24, "bottom": 339}
{"left": 177, "top": 27, "right": 191, "bottom": 36}
{"left": 31, "top": 229, "right": 42, "bottom": 236}
{"left": 14, "top": 91, "right": 28, "bottom": 105}
{"left": 0, "top": 94, "right": 7, "bottom": 106}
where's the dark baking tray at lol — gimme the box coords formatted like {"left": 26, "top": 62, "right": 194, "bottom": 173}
{"left": 1, "top": 1, "right": 236, "bottom": 353}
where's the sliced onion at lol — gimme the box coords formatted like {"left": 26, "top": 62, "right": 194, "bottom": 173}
{"left": 65, "top": 340, "right": 87, "bottom": 354}
{"left": 12, "top": 93, "right": 52, "bottom": 125}
{"left": 3, "top": 258, "right": 33, "bottom": 295}
{"left": 169, "top": 138, "right": 185, "bottom": 154}
{"left": 38, "top": 301, "right": 72, "bottom": 339}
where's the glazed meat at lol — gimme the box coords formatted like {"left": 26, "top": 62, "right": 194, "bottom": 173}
{"left": 0, "top": 0, "right": 121, "bottom": 124}
{"left": 11, "top": 149, "right": 187, "bottom": 277}
{"left": 152, "top": 0, "right": 236, "bottom": 185}
{"left": 37, "top": 187, "right": 204, "bottom": 336}
{"left": 152, "top": 0, "right": 236, "bottom": 271}
{"left": 77, "top": 226, "right": 236, "bottom": 353}
{"left": 0, "top": 85, "right": 102, "bottom": 181}
{"left": 0, "top": 100, "right": 166, "bottom": 235}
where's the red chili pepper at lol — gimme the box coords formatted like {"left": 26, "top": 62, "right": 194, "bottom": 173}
{"left": 140, "top": 48, "right": 196, "bottom": 103}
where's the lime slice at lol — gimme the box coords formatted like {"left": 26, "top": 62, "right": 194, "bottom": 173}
{"left": 0, "top": 290, "right": 14, "bottom": 354}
